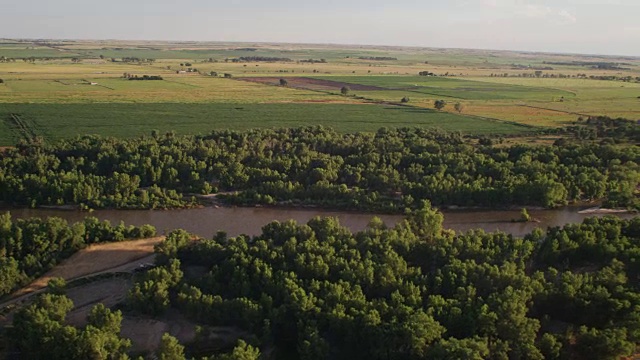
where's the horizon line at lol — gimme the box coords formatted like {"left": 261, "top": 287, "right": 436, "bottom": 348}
{"left": 2, "top": 37, "right": 639, "bottom": 60}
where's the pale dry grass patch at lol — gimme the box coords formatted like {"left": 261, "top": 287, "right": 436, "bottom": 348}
{"left": 12, "top": 237, "right": 164, "bottom": 297}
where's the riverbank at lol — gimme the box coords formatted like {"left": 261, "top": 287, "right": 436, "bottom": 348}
{"left": 3, "top": 191, "right": 632, "bottom": 217}
{"left": 577, "top": 207, "right": 631, "bottom": 215}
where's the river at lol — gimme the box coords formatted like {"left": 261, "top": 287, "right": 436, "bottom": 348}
{"left": 3, "top": 205, "right": 636, "bottom": 238}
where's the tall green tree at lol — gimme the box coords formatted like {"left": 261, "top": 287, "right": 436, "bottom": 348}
{"left": 157, "top": 333, "right": 186, "bottom": 360}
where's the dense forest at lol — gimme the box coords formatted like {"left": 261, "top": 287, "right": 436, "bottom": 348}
{"left": 168, "top": 211, "right": 638, "bottom": 359}
{"left": 10, "top": 206, "right": 638, "bottom": 359}
{"left": 134, "top": 208, "right": 640, "bottom": 359}
{"left": 0, "top": 214, "right": 156, "bottom": 297}
{"left": 0, "top": 124, "right": 638, "bottom": 211}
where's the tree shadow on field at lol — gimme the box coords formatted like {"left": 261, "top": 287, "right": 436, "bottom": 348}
{"left": 381, "top": 107, "right": 441, "bottom": 114}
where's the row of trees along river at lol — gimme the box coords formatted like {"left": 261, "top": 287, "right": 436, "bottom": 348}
{"left": 0, "top": 117, "right": 639, "bottom": 212}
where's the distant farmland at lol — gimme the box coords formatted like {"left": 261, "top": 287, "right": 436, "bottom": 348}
{"left": 1, "top": 40, "right": 638, "bottom": 145}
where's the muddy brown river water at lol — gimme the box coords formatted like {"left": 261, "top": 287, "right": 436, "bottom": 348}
{"left": 4, "top": 205, "right": 637, "bottom": 238}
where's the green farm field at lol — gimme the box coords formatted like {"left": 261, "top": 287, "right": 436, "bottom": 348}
{"left": 0, "top": 123, "right": 14, "bottom": 144}
{"left": 0, "top": 103, "right": 531, "bottom": 145}
{"left": 296, "top": 75, "right": 639, "bottom": 126}
{"left": 467, "top": 77, "right": 640, "bottom": 119}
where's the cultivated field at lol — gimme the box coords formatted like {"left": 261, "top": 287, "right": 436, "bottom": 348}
{"left": 0, "top": 102, "right": 530, "bottom": 143}
{"left": 470, "top": 77, "right": 640, "bottom": 121}
{"left": 1, "top": 39, "right": 638, "bottom": 145}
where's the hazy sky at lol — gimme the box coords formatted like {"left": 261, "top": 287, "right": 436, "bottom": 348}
{"left": 1, "top": 0, "right": 639, "bottom": 56}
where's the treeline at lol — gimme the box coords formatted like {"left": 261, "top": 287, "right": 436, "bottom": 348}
{"left": 575, "top": 74, "right": 640, "bottom": 83}
{"left": 299, "top": 59, "right": 327, "bottom": 64}
{"left": 555, "top": 116, "right": 640, "bottom": 143}
{"left": 116, "top": 57, "right": 156, "bottom": 63}
{"left": 490, "top": 72, "right": 640, "bottom": 82}
{"left": 0, "top": 126, "right": 639, "bottom": 210}
{"left": 510, "top": 64, "right": 554, "bottom": 70}
{"left": 542, "top": 61, "right": 630, "bottom": 70}
{"left": 0, "top": 213, "right": 156, "bottom": 297}
{"left": 232, "top": 57, "right": 293, "bottom": 62}
{"left": 128, "top": 75, "right": 163, "bottom": 81}
{"left": 358, "top": 56, "right": 398, "bottom": 61}
{"left": 124, "top": 208, "right": 640, "bottom": 359}
{"left": 0, "top": 56, "right": 17, "bottom": 63}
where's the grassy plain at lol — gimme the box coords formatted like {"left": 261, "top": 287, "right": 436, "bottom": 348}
{"left": 0, "top": 39, "right": 638, "bottom": 145}
{"left": 467, "top": 77, "right": 640, "bottom": 120}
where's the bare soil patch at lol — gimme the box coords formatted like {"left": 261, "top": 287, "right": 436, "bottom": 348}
{"left": 121, "top": 310, "right": 198, "bottom": 354}
{"left": 240, "top": 77, "right": 386, "bottom": 91}
{"left": 12, "top": 237, "right": 164, "bottom": 297}
{"left": 578, "top": 207, "right": 629, "bottom": 215}
{"left": 121, "top": 318, "right": 169, "bottom": 354}
{"left": 65, "top": 278, "right": 132, "bottom": 326}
